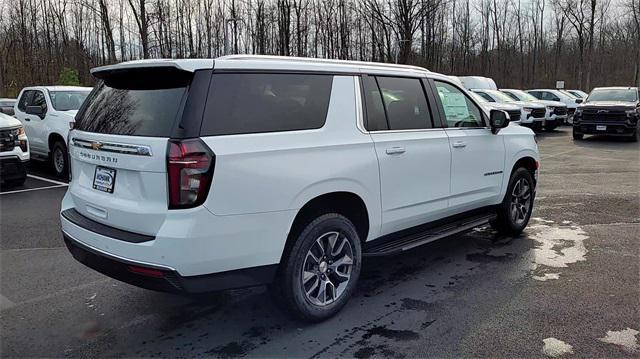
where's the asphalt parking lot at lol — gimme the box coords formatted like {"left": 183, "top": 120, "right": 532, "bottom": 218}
{"left": 1, "top": 127, "right": 638, "bottom": 358}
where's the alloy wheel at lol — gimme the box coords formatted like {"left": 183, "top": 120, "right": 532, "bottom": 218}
{"left": 302, "top": 231, "right": 354, "bottom": 306}
{"left": 510, "top": 178, "right": 532, "bottom": 225}
{"left": 54, "top": 148, "right": 65, "bottom": 174}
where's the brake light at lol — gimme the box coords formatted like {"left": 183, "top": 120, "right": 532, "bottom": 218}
{"left": 167, "top": 139, "right": 215, "bottom": 209}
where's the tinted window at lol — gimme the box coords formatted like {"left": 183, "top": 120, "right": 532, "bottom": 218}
{"left": 476, "top": 91, "right": 495, "bottom": 102}
{"left": 75, "top": 82, "right": 187, "bottom": 137}
{"left": 528, "top": 91, "right": 542, "bottom": 99}
{"left": 503, "top": 91, "right": 520, "bottom": 101}
{"left": 17, "top": 91, "right": 33, "bottom": 111}
{"left": 587, "top": 88, "right": 638, "bottom": 102}
{"left": 202, "top": 73, "right": 333, "bottom": 136}
{"left": 434, "top": 81, "right": 484, "bottom": 128}
{"left": 50, "top": 91, "right": 90, "bottom": 111}
{"left": 542, "top": 92, "right": 560, "bottom": 101}
{"left": 30, "top": 91, "right": 48, "bottom": 112}
{"left": 361, "top": 76, "right": 388, "bottom": 131}
{"left": 376, "top": 77, "right": 432, "bottom": 130}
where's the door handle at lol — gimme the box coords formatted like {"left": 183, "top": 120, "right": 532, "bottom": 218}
{"left": 452, "top": 141, "right": 467, "bottom": 148}
{"left": 385, "top": 146, "right": 406, "bottom": 155}
{"left": 24, "top": 117, "right": 30, "bottom": 121}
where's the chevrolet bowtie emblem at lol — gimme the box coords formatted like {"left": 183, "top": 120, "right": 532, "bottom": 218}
{"left": 91, "top": 141, "right": 103, "bottom": 150}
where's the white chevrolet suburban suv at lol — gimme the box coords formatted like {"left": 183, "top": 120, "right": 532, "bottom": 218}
{"left": 14, "top": 86, "right": 92, "bottom": 178}
{"left": 60, "top": 56, "right": 540, "bottom": 321}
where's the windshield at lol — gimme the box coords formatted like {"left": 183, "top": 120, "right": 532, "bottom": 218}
{"left": 569, "top": 90, "right": 586, "bottom": 98}
{"left": 559, "top": 90, "right": 577, "bottom": 99}
{"left": 505, "top": 90, "right": 538, "bottom": 102}
{"left": 470, "top": 92, "right": 488, "bottom": 103}
{"left": 485, "top": 90, "right": 516, "bottom": 103}
{"left": 587, "top": 89, "right": 638, "bottom": 102}
{"left": 49, "top": 91, "right": 90, "bottom": 111}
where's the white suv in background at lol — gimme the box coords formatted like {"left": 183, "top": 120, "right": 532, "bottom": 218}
{"left": 471, "top": 89, "right": 547, "bottom": 130}
{"left": 468, "top": 92, "right": 523, "bottom": 124}
{"left": 14, "top": 86, "right": 92, "bottom": 178}
{"left": 60, "top": 56, "right": 540, "bottom": 321}
{"left": 501, "top": 89, "right": 568, "bottom": 130}
{"left": 527, "top": 89, "right": 583, "bottom": 123}
{"left": 0, "top": 112, "right": 29, "bottom": 187}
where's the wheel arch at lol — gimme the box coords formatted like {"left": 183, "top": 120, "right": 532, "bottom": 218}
{"left": 512, "top": 155, "right": 538, "bottom": 176}
{"left": 48, "top": 132, "right": 66, "bottom": 153}
{"left": 280, "top": 191, "right": 371, "bottom": 263}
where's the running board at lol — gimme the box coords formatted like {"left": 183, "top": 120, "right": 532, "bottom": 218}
{"left": 363, "top": 213, "right": 496, "bottom": 257}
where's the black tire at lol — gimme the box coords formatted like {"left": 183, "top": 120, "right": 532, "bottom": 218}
{"left": 270, "top": 213, "right": 362, "bottom": 322}
{"left": 544, "top": 123, "right": 558, "bottom": 131}
{"left": 632, "top": 125, "right": 639, "bottom": 142}
{"left": 51, "top": 141, "right": 68, "bottom": 179}
{"left": 572, "top": 127, "right": 584, "bottom": 140}
{"left": 490, "top": 167, "right": 535, "bottom": 236}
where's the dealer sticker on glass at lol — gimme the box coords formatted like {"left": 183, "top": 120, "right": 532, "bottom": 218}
{"left": 93, "top": 166, "right": 117, "bottom": 193}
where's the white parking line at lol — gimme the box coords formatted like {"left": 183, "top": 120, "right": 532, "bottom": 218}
{"left": 0, "top": 174, "right": 69, "bottom": 195}
{"left": 27, "top": 174, "right": 68, "bottom": 186}
{"left": 0, "top": 184, "right": 67, "bottom": 195}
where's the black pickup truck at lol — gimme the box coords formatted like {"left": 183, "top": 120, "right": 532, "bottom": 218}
{"left": 573, "top": 87, "right": 640, "bottom": 142}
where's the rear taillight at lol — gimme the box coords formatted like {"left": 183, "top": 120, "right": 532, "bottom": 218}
{"left": 167, "top": 138, "right": 215, "bottom": 209}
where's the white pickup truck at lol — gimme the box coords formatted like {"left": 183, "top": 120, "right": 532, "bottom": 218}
{"left": 14, "top": 86, "right": 92, "bottom": 178}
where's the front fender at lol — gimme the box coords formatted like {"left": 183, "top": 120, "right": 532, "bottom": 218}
{"left": 499, "top": 136, "right": 540, "bottom": 200}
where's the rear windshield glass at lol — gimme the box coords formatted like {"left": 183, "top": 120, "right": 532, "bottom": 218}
{"left": 75, "top": 69, "right": 190, "bottom": 137}
{"left": 201, "top": 73, "right": 333, "bottom": 136}
{"left": 587, "top": 89, "right": 638, "bottom": 103}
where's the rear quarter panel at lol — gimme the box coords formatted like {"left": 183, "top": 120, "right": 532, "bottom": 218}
{"left": 200, "top": 75, "right": 382, "bottom": 241}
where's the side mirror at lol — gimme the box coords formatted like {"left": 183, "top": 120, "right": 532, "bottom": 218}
{"left": 26, "top": 105, "right": 45, "bottom": 118}
{"left": 489, "top": 109, "right": 509, "bottom": 134}
{"left": 575, "top": 99, "right": 583, "bottom": 104}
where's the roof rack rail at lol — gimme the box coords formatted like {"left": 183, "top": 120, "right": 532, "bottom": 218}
{"left": 217, "top": 55, "right": 429, "bottom": 73}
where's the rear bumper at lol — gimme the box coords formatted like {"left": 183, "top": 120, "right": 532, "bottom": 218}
{"left": 0, "top": 156, "right": 27, "bottom": 182}
{"left": 60, "top": 189, "right": 294, "bottom": 290}
{"left": 63, "top": 231, "right": 278, "bottom": 293}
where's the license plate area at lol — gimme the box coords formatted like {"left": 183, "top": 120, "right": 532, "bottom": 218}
{"left": 93, "top": 166, "right": 117, "bottom": 193}
{"left": 596, "top": 125, "right": 607, "bottom": 131}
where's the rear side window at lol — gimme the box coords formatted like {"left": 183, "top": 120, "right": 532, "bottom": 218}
{"left": 75, "top": 69, "right": 190, "bottom": 137}
{"left": 361, "top": 76, "right": 388, "bottom": 131}
{"left": 377, "top": 77, "right": 433, "bottom": 130}
{"left": 201, "top": 73, "right": 333, "bottom": 136}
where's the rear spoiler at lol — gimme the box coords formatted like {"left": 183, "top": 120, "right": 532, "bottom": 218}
{"left": 91, "top": 59, "right": 215, "bottom": 80}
